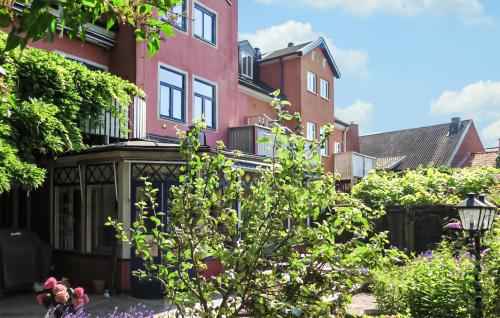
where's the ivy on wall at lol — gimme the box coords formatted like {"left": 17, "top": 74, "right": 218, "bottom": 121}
{"left": 0, "top": 31, "right": 143, "bottom": 193}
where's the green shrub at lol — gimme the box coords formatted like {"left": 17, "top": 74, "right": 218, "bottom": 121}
{"left": 352, "top": 167, "right": 500, "bottom": 208}
{"left": 372, "top": 234, "right": 500, "bottom": 318}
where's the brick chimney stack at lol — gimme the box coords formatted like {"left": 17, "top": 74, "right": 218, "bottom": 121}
{"left": 346, "top": 122, "right": 360, "bottom": 153}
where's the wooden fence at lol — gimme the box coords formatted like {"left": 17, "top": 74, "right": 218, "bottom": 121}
{"left": 374, "top": 206, "right": 458, "bottom": 254}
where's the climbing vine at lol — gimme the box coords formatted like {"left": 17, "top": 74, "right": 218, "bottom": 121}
{"left": 0, "top": 31, "right": 143, "bottom": 192}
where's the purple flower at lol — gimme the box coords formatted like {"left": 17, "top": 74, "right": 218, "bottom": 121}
{"left": 419, "top": 250, "right": 434, "bottom": 261}
{"left": 444, "top": 222, "right": 462, "bottom": 230}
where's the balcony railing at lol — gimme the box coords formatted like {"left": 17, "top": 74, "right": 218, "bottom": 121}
{"left": 334, "top": 151, "right": 376, "bottom": 180}
{"left": 81, "top": 96, "right": 146, "bottom": 143}
{"left": 229, "top": 115, "right": 317, "bottom": 160}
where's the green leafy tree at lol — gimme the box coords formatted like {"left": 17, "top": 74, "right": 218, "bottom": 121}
{"left": 109, "top": 93, "right": 397, "bottom": 317}
{"left": 0, "top": 0, "right": 182, "bottom": 56}
{"left": 0, "top": 31, "right": 142, "bottom": 192}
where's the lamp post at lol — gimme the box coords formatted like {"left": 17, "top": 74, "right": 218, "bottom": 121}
{"left": 456, "top": 193, "right": 497, "bottom": 318}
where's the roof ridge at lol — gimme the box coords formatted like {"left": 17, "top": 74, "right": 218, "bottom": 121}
{"left": 361, "top": 119, "right": 472, "bottom": 137}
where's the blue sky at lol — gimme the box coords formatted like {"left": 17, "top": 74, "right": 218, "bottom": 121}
{"left": 238, "top": 0, "right": 500, "bottom": 148}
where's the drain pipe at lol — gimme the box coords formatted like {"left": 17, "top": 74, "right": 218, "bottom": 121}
{"left": 343, "top": 125, "right": 349, "bottom": 152}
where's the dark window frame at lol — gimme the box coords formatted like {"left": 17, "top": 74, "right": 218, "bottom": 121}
{"left": 194, "top": 3, "right": 216, "bottom": 45}
{"left": 193, "top": 79, "right": 216, "bottom": 129}
{"left": 159, "top": 66, "right": 186, "bottom": 123}
{"left": 160, "top": 1, "right": 187, "bottom": 32}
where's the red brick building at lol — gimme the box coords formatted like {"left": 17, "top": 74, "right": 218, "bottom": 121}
{"left": 234, "top": 39, "right": 347, "bottom": 172}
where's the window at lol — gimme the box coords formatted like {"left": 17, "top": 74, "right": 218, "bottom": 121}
{"left": 334, "top": 142, "right": 341, "bottom": 154}
{"left": 56, "top": 51, "right": 107, "bottom": 71}
{"left": 307, "top": 72, "right": 317, "bottom": 93}
{"left": 320, "top": 126, "right": 328, "bottom": 156}
{"left": 87, "top": 185, "right": 117, "bottom": 254}
{"left": 311, "top": 51, "right": 316, "bottom": 61}
{"left": 323, "top": 58, "right": 327, "bottom": 68}
{"left": 54, "top": 186, "right": 82, "bottom": 252}
{"left": 159, "top": 66, "right": 185, "bottom": 122}
{"left": 306, "top": 122, "right": 316, "bottom": 141}
{"left": 320, "top": 79, "right": 329, "bottom": 100}
{"left": 240, "top": 51, "right": 253, "bottom": 78}
{"left": 161, "top": 2, "right": 187, "bottom": 31}
{"left": 194, "top": 4, "right": 216, "bottom": 45}
{"left": 194, "top": 79, "right": 216, "bottom": 129}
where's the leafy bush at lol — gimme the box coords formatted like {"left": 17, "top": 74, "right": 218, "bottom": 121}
{"left": 372, "top": 231, "right": 500, "bottom": 318}
{"left": 109, "top": 94, "right": 395, "bottom": 317}
{"left": 352, "top": 167, "right": 500, "bottom": 208}
{"left": 0, "top": 31, "right": 143, "bottom": 192}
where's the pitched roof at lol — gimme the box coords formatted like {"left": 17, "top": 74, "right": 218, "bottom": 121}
{"left": 460, "top": 152, "right": 498, "bottom": 168}
{"left": 376, "top": 156, "right": 406, "bottom": 169}
{"left": 259, "top": 38, "right": 341, "bottom": 78}
{"left": 360, "top": 120, "right": 473, "bottom": 170}
{"left": 261, "top": 42, "right": 311, "bottom": 61}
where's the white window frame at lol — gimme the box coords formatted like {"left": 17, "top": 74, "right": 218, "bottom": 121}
{"left": 307, "top": 71, "right": 317, "bottom": 94}
{"left": 334, "top": 142, "right": 341, "bottom": 154}
{"left": 320, "top": 79, "right": 329, "bottom": 100}
{"left": 55, "top": 51, "right": 108, "bottom": 71}
{"left": 320, "top": 126, "right": 328, "bottom": 157}
{"left": 240, "top": 51, "right": 253, "bottom": 79}
{"left": 54, "top": 185, "right": 83, "bottom": 252}
{"left": 306, "top": 122, "right": 316, "bottom": 141}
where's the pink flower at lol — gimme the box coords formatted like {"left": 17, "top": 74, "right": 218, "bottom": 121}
{"left": 74, "top": 287, "right": 84, "bottom": 298}
{"left": 35, "top": 294, "right": 45, "bottom": 305}
{"left": 82, "top": 294, "right": 89, "bottom": 305}
{"left": 53, "top": 284, "right": 67, "bottom": 295}
{"left": 54, "top": 291, "right": 69, "bottom": 304}
{"left": 72, "top": 297, "right": 85, "bottom": 309}
{"left": 444, "top": 222, "right": 462, "bottom": 230}
{"left": 43, "top": 277, "right": 57, "bottom": 290}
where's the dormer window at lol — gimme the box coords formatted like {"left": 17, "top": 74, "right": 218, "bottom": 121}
{"left": 240, "top": 51, "right": 254, "bottom": 79}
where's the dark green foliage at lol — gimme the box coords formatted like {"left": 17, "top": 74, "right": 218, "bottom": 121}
{"left": 0, "top": 31, "right": 142, "bottom": 192}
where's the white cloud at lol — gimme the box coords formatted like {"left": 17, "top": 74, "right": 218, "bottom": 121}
{"left": 481, "top": 118, "right": 500, "bottom": 148}
{"left": 431, "top": 81, "right": 500, "bottom": 118}
{"left": 430, "top": 80, "right": 500, "bottom": 147}
{"left": 239, "top": 20, "right": 369, "bottom": 77}
{"left": 336, "top": 99, "right": 374, "bottom": 131}
{"left": 255, "top": 0, "right": 492, "bottom": 24}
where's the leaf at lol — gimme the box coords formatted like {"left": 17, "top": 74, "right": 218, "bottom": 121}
{"left": 82, "top": 0, "right": 97, "bottom": 7}
{"left": 4, "top": 32, "right": 22, "bottom": 52}
{"left": 106, "top": 19, "right": 116, "bottom": 31}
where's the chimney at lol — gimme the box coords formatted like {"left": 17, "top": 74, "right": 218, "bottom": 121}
{"left": 346, "top": 123, "right": 360, "bottom": 153}
{"left": 255, "top": 47, "right": 262, "bottom": 60}
{"left": 449, "top": 117, "right": 460, "bottom": 135}
{"left": 287, "top": 42, "right": 294, "bottom": 47}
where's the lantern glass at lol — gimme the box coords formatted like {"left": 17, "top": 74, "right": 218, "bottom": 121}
{"left": 458, "top": 207, "right": 484, "bottom": 231}
{"left": 481, "top": 207, "right": 497, "bottom": 230}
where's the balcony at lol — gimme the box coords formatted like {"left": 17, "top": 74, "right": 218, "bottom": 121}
{"left": 81, "top": 96, "right": 146, "bottom": 144}
{"left": 229, "top": 114, "right": 315, "bottom": 159}
{"left": 334, "top": 151, "right": 376, "bottom": 180}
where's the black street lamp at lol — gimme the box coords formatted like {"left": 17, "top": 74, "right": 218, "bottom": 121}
{"left": 456, "top": 193, "right": 497, "bottom": 318}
